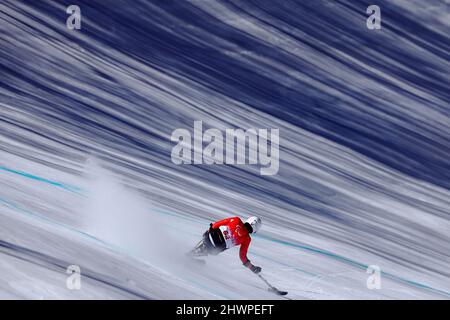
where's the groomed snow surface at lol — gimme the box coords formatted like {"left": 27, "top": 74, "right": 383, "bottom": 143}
{"left": 1, "top": 0, "right": 449, "bottom": 299}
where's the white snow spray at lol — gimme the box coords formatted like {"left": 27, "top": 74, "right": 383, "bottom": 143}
{"left": 78, "top": 159, "right": 270, "bottom": 298}
{"left": 80, "top": 159, "right": 188, "bottom": 271}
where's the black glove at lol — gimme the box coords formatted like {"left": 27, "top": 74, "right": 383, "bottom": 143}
{"left": 245, "top": 261, "right": 262, "bottom": 274}
{"left": 209, "top": 223, "right": 214, "bottom": 232}
{"left": 250, "top": 265, "right": 262, "bottom": 274}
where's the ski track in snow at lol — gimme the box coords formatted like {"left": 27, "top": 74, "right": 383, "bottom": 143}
{"left": 0, "top": 0, "right": 449, "bottom": 299}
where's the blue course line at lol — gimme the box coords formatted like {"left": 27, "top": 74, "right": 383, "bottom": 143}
{"left": 257, "top": 234, "right": 368, "bottom": 270}
{"left": 257, "top": 234, "right": 450, "bottom": 297}
{"left": 1, "top": 166, "right": 450, "bottom": 298}
{"left": 252, "top": 251, "right": 319, "bottom": 277}
{"left": 0, "top": 196, "right": 115, "bottom": 250}
{"left": 0, "top": 166, "right": 82, "bottom": 193}
{"left": 0, "top": 196, "right": 230, "bottom": 299}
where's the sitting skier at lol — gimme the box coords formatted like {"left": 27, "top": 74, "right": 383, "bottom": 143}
{"left": 190, "top": 216, "right": 262, "bottom": 274}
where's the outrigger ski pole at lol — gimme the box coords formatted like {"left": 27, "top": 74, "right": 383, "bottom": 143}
{"left": 256, "top": 273, "right": 288, "bottom": 296}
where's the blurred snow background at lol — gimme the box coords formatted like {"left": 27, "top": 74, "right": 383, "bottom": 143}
{"left": 0, "top": 0, "right": 449, "bottom": 299}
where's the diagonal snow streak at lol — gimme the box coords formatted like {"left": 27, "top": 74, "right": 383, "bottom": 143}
{"left": 1, "top": 0, "right": 449, "bottom": 299}
{"left": 0, "top": 166, "right": 449, "bottom": 298}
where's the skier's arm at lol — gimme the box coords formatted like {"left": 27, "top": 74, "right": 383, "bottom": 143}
{"left": 240, "top": 238, "right": 262, "bottom": 274}
{"left": 239, "top": 237, "right": 251, "bottom": 265}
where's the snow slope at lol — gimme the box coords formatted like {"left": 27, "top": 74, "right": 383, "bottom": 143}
{"left": 0, "top": 0, "right": 449, "bottom": 299}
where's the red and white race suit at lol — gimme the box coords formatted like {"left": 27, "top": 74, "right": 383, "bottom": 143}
{"left": 211, "top": 216, "right": 251, "bottom": 265}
